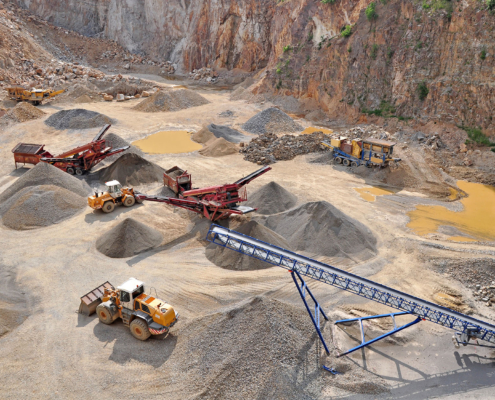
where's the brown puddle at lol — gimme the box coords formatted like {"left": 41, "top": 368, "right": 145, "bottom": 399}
{"left": 355, "top": 187, "right": 395, "bottom": 202}
{"left": 301, "top": 126, "right": 333, "bottom": 135}
{"left": 407, "top": 180, "right": 495, "bottom": 242}
{"left": 132, "top": 130, "right": 203, "bottom": 154}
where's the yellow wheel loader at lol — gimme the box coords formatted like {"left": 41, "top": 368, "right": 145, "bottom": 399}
{"left": 88, "top": 180, "right": 142, "bottom": 213}
{"left": 79, "top": 278, "right": 178, "bottom": 340}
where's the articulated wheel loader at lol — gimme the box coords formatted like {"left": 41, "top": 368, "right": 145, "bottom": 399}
{"left": 88, "top": 180, "right": 142, "bottom": 213}
{"left": 79, "top": 278, "right": 179, "bottom": 340}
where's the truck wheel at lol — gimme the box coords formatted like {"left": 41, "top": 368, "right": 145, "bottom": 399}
{"left": 130, "top": 319, "right": 151, "bottom": 341}
{"left": 96, "top": 304, "right": 114, "bottom": 325}
{"left": 75, "top": 169, "right": 83, "bottom": 176}
{"left": 102, "top": 201, "right": 115, "bottom": 213}
{"left": 351, "top": 161, "right": 358, "bottom": 167}
{"left": 343, "top": 159, "right": 351, "bottom": 167}
{"left": 66, "top": 167, "right": 75, "bottom": 175}
{"left": 123, "top": 196, "right": 135, "bottom": 207}
{"left": 335, "top": 157, "right": 343, "bottom": 164}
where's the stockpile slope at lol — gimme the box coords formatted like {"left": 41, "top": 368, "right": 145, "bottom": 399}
{"left": 132, "top": 89, "right": 209, "bottom": 112}
{"left": 245, "top": 181, "right": 297, "bottom": 215}
{"left": 45, "top": 109, "right": 112, "bottom": 130}
{"left": 98, "top": 153, "right": 164, "bottom": 186}
{"left": 242, "top": 108, "right": 303, "bottom": 134}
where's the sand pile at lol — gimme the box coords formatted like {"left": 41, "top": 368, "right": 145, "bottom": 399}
{"left": 192, "top": 126, "right": 216, "bottom": 144}
{"left": 258, "top": 201, "right": 377, "bottom": 261}
{"left": 0, "top": 269, "right": 29, "bottom": 338}
{"left": 0, "top": 162, "right": 90, "bottom": 204}
{"left": 98, "top": 153, "right": 164, "bottom": 186}
{"left": 1, "top": 102, "right": 45, "bottom": 123}
{"left": 103, "top": 133, "right": 145, "bottom": 163}
{"left": 74, "top": 94, "right": 94, "bottom": 104}
{"left": 245, "top": 181, "right": 297, "bottom": 215}
{"left": 45, "top": 109, "right": 112, "bottom": 130}
{"left": 242, "top": 107, "right": 303, "bottom": 134}
{"left": 0, "top": 185, "right": 86, "bottom": 230}
{"left": 206, "top": 221, "right": 291, "bottom": 270}
{"left": 50, "top": 83, "right": 99, "bottom": 104}
{"left": 199, "top": 137, "right": 237, "bottom": 157}
{"left": 207, "top": 124, "right": 249, "bottom": 143}
{"left": 132, "top": 89, "right": 209, "bottom": 112}
{"left": 96, "top": 218, "right": 163, "bottom": 258}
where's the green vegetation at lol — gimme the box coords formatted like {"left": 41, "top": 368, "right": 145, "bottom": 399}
{"left": 307, "top": 31, "right": 313, "bottom": 42}
{"left": 415, "top": 41, "right": 423, "bottom": 50}
{"left": 321, "top": 0, "right": 336, "bottom": 3}
{"left": 283, "top": 45, "right": 292, "bottom": 53}
{"left": 487, "top": 0, "right": 495, "bottom": 10}
{"left": 417, "top": 81, "right": 429, "bottom": 101}
{"left": 462, "top": 126, "right": 495, "bottom": 147}
{"left": 348, "top": 46, "right": 352, "bottom": 53}
{"left": 366, "top": 2, "right": 378, "bottom": 21}
{"left": 370, "top": 43, "right": 379, "bottom": 59}
{"left": 481, "top": 48, "right": 487, "bottom": 60}
{"left": 341, "top": 25, "right": 353, "bottom": 37}
{"left": 362, "top": 100, "right": 396, "bottom": 117}
{"left": 387, "top": 46, "right": 394, "bottom": 59}
{"left": 276, "top": 79, "right": 282, "bottom": 89}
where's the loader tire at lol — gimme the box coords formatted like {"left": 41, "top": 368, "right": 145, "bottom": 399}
{"left": 66, "top": 167, "right": 75, "bottom": 175}
{"left": 130, "top": 319, "right": 151, "bottom": 341}
{"left": 123, "top": 196, "right": 135, "bottom": 207}
{"left": 96, "top": 304, "right": 114, "bottom": 325}
{"left": 102, "top": 201, "right": 115, "bottom": 213}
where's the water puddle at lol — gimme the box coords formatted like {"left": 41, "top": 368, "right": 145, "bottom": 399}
{"left": 355, "top": 187, "right": 395, "bottom": 202}
{"left": 132, "top": 130, "right": 203, "bottom": 154}
{"left": 301, "top": 127, "right": 333, "bottom": 135}
{"left": 407, "top": 180, "right": 495, "bottom": 242}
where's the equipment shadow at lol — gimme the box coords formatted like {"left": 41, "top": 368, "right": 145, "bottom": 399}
{"left": 84, "top": 203, "right": 145, "bottom": 224}
{"left": 93, "top": 319, "right": 177, "bottom": 368}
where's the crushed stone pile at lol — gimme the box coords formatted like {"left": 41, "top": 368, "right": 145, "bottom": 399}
{"left": 51, "top": 83, "right": 100, "bottom": 104}
{"left": 132, "top": 89, "right": 209, "bottom": 112}
{"left": 258, "top": 201, "right": 377, "bottom": 261}
{"left": 242, "top": 107, "right": 303, "bottom": 135}
{"left": 104, "top": 81, "right": 152, "bottom": 97}
{"left": 45, "top": 108, "right": 112, "bottom": 130}
{"left": 191, "top": 126, "right": 215, "bottom": 144}
{"left": 0, "top": 162, "right": 90, "bottom": 204}
{"left": 98, "top": 153, "right": 164, "bottom": 186}
{"left": 1, "top": 102, "right": 45, "bottom": 123}
{"left": 199, "top": 137, "right": 237, "bottom": 157}
{"left": 174, "top": 296, "right": 388, "bottom": 398}
{"left": 207, "top": 124, "right": 249, "bottom": 143}
{"left": 96, "top": 218, "right": 163, "bottom": 258}
{"left": 206, "top": 221, "right": 291, "bottom": 270}
{"left": 0, "top": 185, "right": 86, "bottom": 230}
{"left": 245, "top": 182, "right": 297, "bottom": 215}
{"left": 74, "top": 94, "right": 94, "bottom": 104}
{"left": 240, "top": 131, "right": 329, "bottom": 165}
{"left": 102, "top": 133, "right": 144, "bottom": 163}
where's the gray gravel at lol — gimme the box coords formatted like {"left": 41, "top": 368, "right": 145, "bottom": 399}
{"left": 102, "top": 133, "right": 144, "bottom": 164}
{"left": 45, "top": 109, "right": 113, "bottom": 130}
{"left": 242, "top": 107, "right": 303, "bottom": 134}
{"left": 245, "top": 181, "right": 297, "bottom": 215}
{"left": 207, "top": 123, "right": 249, "bottom": 143}
{"left": 98, "top": 153, "right": 164, "bottom": 186}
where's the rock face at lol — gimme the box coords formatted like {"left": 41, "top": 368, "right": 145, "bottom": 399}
{"left": 14, "top": 0, "right": 495, "bottom": 133}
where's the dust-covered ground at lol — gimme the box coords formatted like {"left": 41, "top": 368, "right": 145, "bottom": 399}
{"left": 0, "top": 75, "right": 494, "bottom": 400}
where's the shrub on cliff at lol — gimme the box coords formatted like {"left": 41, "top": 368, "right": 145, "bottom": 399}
{"left": 417, "top": 81, "right": 429, "bottom": 101}
{"left": 341, "top": 25, "right": 353, "bottom": 37}
{"left": 366, "top": 2, "right": 378, "bottom": 21}
{"left": 487, "top": 0, "right": 495, "bottom": 10}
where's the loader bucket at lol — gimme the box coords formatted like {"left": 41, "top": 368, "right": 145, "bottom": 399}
{"left": 79, "top": 281, "right": 114, "bottom": 316}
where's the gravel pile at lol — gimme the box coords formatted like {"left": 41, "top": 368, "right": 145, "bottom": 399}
{"left": 0, "top": 185, "right": 86, "bottom": 230}
{"left": 240, "top": 132, "right": 329, "bottom": 165}
{"left": 74, "top": 94, "right": 94, "bottom": 104}
{"left": 242, "top": 107, "right": 303, "bottom": 135}
{"left": 245, "top": 181, "right": 297, "bottom": 215}
{"left": 207, "top": 124, "right": 249, "bottom": 143}
{"left": 104, "top": 81, "right": 152, "bottom": 97}
{"left": 132, "top": 89, "right": 209, "bottom": 112}
{"left": 96, "top": 218, "right": 163, "bottom": 258}
{"left": 98, "top": 153, "right": 164, "bottom": 186}
{"left": 102, "top": 133, "right": 144, "bottom": 163}
{"left": 199, "top": 137, "right": 237, "bottom": 157}
{"left": 206, "top": 221, "right": 291, "bottom": 270}
{"left": 257, "top": 201, "right": 377, "bottom": 261}
{"left": 191, "top": 126, "right": 215, "bottom": 144}
{"left": 50, "top": 83, "right": 100, "bottom": 105}
{"left": 0, "top": 102, "right": 45, "bottom": 123}
{"left": 0, "top": 162, "right": 90, "bottom": 204}
{"left": 45, "top": 108, "right": 112, "bottom": 130}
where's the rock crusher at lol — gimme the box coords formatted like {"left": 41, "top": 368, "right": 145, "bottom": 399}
{"left": 79, "top": 278, "right": 178, "bottom": 340}
{"left": 136, "top": 165, "right": 271, "bottom": 221}
{"left": 12, "top": 124, "right": 129, "bottom": 175}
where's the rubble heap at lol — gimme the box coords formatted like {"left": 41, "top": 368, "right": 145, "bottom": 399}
{"left": 188, "top": 67, "right": 219, "bottom": 83}
{"left": 240, "top": 132, "right": 329, "bottom": 165}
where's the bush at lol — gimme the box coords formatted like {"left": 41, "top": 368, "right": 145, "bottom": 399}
{"left": 370, "top": 44, "right": 379, "bottom": 59}
{"left": 321, "top": 0, "right": 335, "bottom": 3}
{"left": 463, "top": 127, "right": 495, "bottom": 146}
{"left": 488, "top": 0, "right": 495, "bottom": 10}
{"left": 417, "top": 81, "right": 429, "bottom": 101}
{"left": 283, "top": 45, "right": 292, "bottom": 53}
{"left": 341, "top": 25, "right": 353, "bottom": 37}
{"left": 481, "top": 49, "right": 487, "bottom": 60}
{"left": 366, "top": 2, "right": 378, "bottom": 21}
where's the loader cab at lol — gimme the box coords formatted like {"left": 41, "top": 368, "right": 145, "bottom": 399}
{"left": 106, "top": 180, "right": 123, "bottom": 198}
{"left": 117, "top": 278, "right": 144, "bottom": 310}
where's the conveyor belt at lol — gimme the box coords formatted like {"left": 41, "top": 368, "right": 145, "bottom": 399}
{"left": 207, "top": 225, "right": 495, "bottom": 344}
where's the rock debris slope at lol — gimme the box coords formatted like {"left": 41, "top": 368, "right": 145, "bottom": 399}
{"left": 245, "top": 181, "right": 297, "bottom": 215}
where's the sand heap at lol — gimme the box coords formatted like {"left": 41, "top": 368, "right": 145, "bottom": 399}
{"left": 207, "top": 124, "right": 249, "bottom": 143}
{"left": 74, "top": 95, "right": 94, "bottom": 104}
{"left": 45, "top": 109, "right": 112, "bottom": 130}
{"left": 199, "top": 137, "right": 237, "bottom": 157}
{"left": 258, "top": 201, "right": 377, "bottom": 261}
{"left": 0, "top": 268, "right": 29, "bottom": 338}
{"left": 132, "top": 89, "right": 209, "bottom": 112}
{"left": 50, "top": 83, "right": 99, "bottom": 105}
{"left": 96, "top": 218, "right": 163, "bottom": 258}
{"left": 245, "top": 181, "right": 297, "bottom": 215}
{"left": 242, "top": 107, "right": 303, "bottom": 134}
{"left": 191, "top": 126, "right": 215, "bottom": 144}
{"left": 1, "top": 102, "right": 45, "bottom": 123}
{"left": 98, "top": 153, "right": 164, "bottom": 186}
{"left": 206, "top": 221, "right": 291, "bottom": 270}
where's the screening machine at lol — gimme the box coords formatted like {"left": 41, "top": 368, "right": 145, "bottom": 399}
{"left": 206, "top": 225, "right": 495, "bottom": 357}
